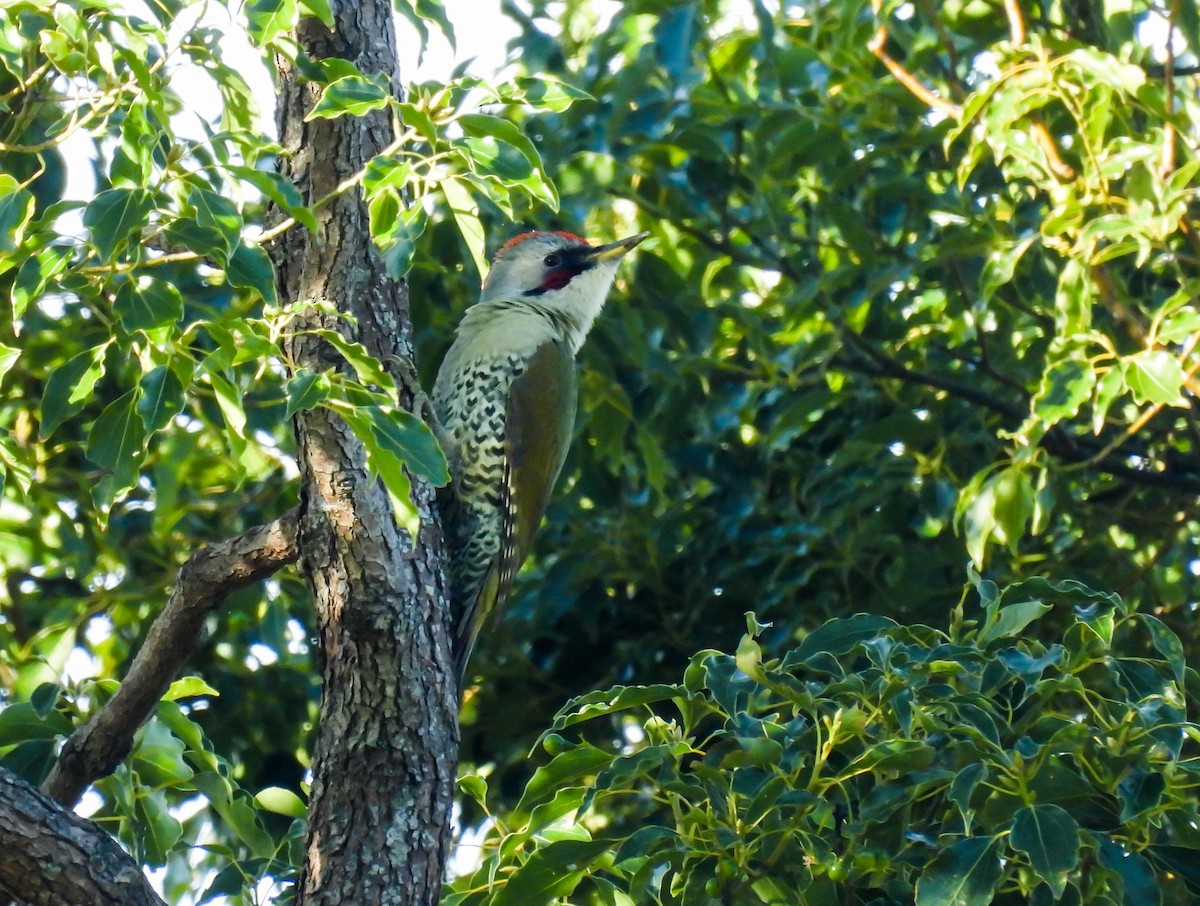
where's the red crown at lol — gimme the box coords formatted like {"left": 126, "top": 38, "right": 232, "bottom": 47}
{"left": 494, "top": 230, "right": 587, "bottom": 259}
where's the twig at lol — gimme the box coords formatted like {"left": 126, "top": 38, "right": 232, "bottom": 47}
{"left": 866, "top": 15, "right": 961, "bottom": 120}
{"left": 1068, "top": 332, "right": 1200, "bottom": 470}
{"left": 1031, "top": 120, "right": 1077, "bottom": 181}
{"left": 42, "top": 509, "right": 300, "bottom": 807}
{"left": 1163, "top": 0, "right": 1177, "bottom": 176}
{"left": 839, "top": 329, "right": 1200, "bottom": 493}
{"left": 1004, "top": 0, "right": 1026, "bottom": 44}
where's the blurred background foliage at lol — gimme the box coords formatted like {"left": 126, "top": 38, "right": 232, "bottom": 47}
{"left": 2, "top": 0, "right": 1199, "bottom": 901}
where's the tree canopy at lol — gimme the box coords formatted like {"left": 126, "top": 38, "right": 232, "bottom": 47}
{"left": 1, "top": 0, "right": 1199, "bottom": 903}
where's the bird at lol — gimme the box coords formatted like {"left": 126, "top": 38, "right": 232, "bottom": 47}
{"left": 432, "top": 229, "right": 649, "bottom": 683}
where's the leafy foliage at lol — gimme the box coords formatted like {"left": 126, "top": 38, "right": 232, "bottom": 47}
{"left": 450, "top": 578, "right": 1200, "bottom": 904}
{"left": 3, "top": 0, "right": 1200, "bottom": 901}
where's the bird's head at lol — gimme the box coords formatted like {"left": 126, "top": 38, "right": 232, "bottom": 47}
{"left": 478, "top": 230, "right": 649, "bottom": 346}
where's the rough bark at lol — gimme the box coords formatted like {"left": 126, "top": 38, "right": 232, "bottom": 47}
{"left": 0, "top": 766, "right": 166, "bottom": 906}
{"left": 42, "top": 510, "right": 300, "bottom": 807}
{"left": 272, "top": 5, "right": 458, "bottom": 906}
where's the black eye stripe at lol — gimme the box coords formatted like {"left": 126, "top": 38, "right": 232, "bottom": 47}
{"left": 544, "top": 254, "right": 561, "bottom": 267}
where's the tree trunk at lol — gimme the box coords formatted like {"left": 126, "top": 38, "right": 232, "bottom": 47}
{"left": 272, "top": 6, "right": 458, "bottom": 906}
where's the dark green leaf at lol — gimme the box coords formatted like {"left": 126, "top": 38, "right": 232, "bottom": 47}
{"left": 11, "top": 244, "right": 72, "bottom": 320}
{"left": 1096, "top": 835, "right": 1161, "bottom": 906}
{"left": 0, "top": 701, "right": 72, "bottom": 744}
{"left": 0, "top": 174, "right": 34, "bottom": 255}
{"left": 226, "top": 242, "right": 278, "bottom": 304}
{"left": 83, "top": 188, "right": 155, "bottom": 260}
{"left": 492, "top": 839, "right": 611, "bottom": 906}
{"left": 284, "top": 369, "right": 331, "bottom": 419}
{"left": 1010, "top": 805, "right": 1079, "bottom": 897}
{"left": 40, "top": 343, "right": 109, "bottom": 439}
{"left": 136, "top": 365, "right": 186, "bottom": 433}
{"left": 86, "top": 389, "right": 147, "bottom": 508}
{"left": 364, "top": 404, "right": 450, "bottom": 487}
{"left": 916, "top": 836, "right": 1003, "bottom": 906}
{"left": 113, "top": 277, "right": 183, "bottom": 332}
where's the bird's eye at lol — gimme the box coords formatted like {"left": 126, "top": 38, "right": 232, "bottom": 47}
{"left": 543, "top": 253, "right": 561, "bottom": 268}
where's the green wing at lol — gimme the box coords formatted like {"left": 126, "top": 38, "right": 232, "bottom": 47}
{"left": 457, "top": 339, "right": 577, "bottom": 676}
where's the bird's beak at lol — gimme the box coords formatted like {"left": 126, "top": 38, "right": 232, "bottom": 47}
{"left": 586, "top": 231, "right": 651, "bottom": 261}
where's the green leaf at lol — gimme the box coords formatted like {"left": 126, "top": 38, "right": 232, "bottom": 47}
{"left": 163, "top": 676, "right": 220, "bottom": 701}
{"left": 255, "top": 786, "right": 307, "bottom": 818}
{"left": 308, "top": 330, "right": 393, "bottom": 396}
{"left": 11, "top": 244, "right": 73, "bottom": 320}
{"left": 441, "top": 177, "right": 488, "bottom": 280}
{"left": 132, "top": 717, "right": 195, "bottom": 787}
{"left": 394, "top": 0, "right": 456, "bottom": 53}
{"left": 113, "top": 276, "right": 184, "bottom": 332}
{"left": 550, "top": 684, "right": 684, "bottom": 731}
{"left": 458, "top": 774, "right": 488, "bottom": 806}
{"left": 457, "top": 113, "right": 557, "bottom": 206}
{"left": 188, "top": 187, "right": 242, "bottom": 258}
{"left": 368, "top": 194, "right": 427, "bottom": 279}
{"left": 83, "top": 187, "right": 155, "bottom": 260}
{"left": 284, "top": 369, "right": 331, "bottom": 419}
{"left": 245, "top": 0, "right": 298, "bottom": 47}
{"left": 0, "top": 174, "right": 35, "bottom": 255}
{"left": 1096, "top": 835, "right": 1161, "bottom": 906}
{"left": 514, "top": 743, "right": 612, "bottom": 815}
{"left": 1117, "top": 769, "right": 1164, "bottom": 822}
{"left": 40, "top": 343, "right": 110, "bottom": 439}
{"left": 507, "top": 76, "right": 594, "bottom": 112}
{"left": 1010, "top": 805, "right": 1080, "bottom": 898}
{"left": 0, "top": 343, "right": 18, "bottom": 381}
{"left": 789, "top": 614, "right": 898, "bottom": 664}
{"left": 136, "top": 365, "right": 186, "bottom": 434}
{"left": 1065, "top": 47, "right": 1146, "bottom": 94}
{"left": 492, "top": 839, "right": 611, "bottom": 906}
{"left": 307, "top": 75, "right": 390, "bottom": 120}
{"left": 134, "top": 790, "right": 183, "bottom": 866}
{"left": 362, "top": 156, "right": 412, "bottom": 200}
{"left": 1125, "top": 350, "right": 1187, "bottom": 407}
{"left": 852, "top": 738, "right": 936, "bottom": 773}
{"left": 29, "top": 682, "right": 62, "bottom": 718}
{"left": 1140, "top": 614, "right": 1185, "bottom": 687}
{"left": 226, "top": 242, "right": 278, "bottom": 305}
{"left": 231, "top": 166, "right": 319, "bottom": 234}
{"left": 86, "top": 389, "right": 147, "bottom": 508}
{"left": 364, "top": 404, "right": 450, "bottom": 487}
{"left": 1056, "top": 256, "right": 1094, "bottom": 336}
{"left": 978, "top": 599, "right": 1052, "bottom": 646}
{"left": 1034, "top": 357, "right": 1096, "bottom": 424}
{"left": 916, "top": 836, "right": 1003, "bottom": 906}
{"left": 1092, "top": 366, "right": 1125, "bottom": 434}
{"left": 990, "top": 466, "right": 1034, "bottom": 548}
{"left": 0, "top": 701, "right": 72, "bottom": 744}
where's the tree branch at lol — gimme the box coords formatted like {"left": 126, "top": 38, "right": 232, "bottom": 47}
{"left": 41, "top": 509, "right": 300, "bottom": 807}
{"left": 867, "top": 0, "right": 961, "bottom": 120}
{"left": 839, "top": 331, "right": 1200, "bottom": 494}
{"left": 0, "top": 765, "right": 166, "bottom": 906}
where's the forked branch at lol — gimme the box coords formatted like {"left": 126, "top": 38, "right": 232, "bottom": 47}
{"left": 42, "top": 509, "right": 300, "bottom": 806}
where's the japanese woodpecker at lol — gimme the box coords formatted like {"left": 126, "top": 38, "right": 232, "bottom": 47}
{"left": 432, "top": 229, "right": 649, "bottom": 682}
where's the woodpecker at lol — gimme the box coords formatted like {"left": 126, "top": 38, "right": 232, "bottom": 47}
{"left": 433, "top": 229, "right": 649, "bottom": 681}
